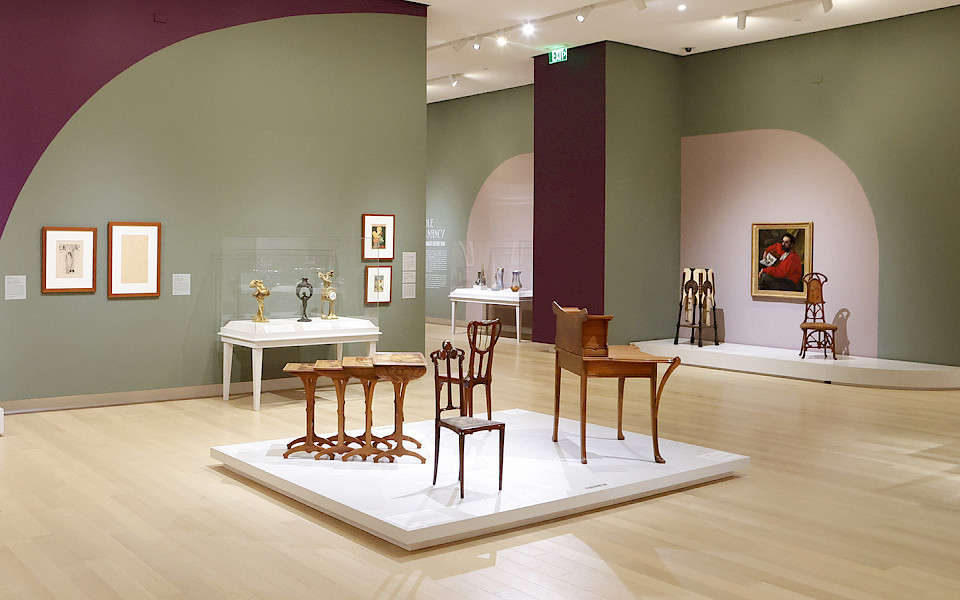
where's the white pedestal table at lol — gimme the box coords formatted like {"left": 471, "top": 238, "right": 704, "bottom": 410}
{"left": 448, "top": 288, "right": 533, "bottom": 343}
{"left": 219, "top": 317, "right": 381, "bottom": 411}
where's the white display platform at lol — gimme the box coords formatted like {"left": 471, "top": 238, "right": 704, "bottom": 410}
{"left": 219, "top": 317, "right": 380, "bottom": 411}
{"left": 448, "top": 288, "right": 533, "bottom": 342}
{"left": 633, "top": 339, "right": 960, "bottom": 389}
{"left": 0, "top": 406, "right": 4, "bottom": 435}
{"left": 211, "top": 409, "right": 748, "bottom": 550}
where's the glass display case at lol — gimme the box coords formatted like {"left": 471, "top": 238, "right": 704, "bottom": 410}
{"left": 219, "top": 236, "right": 382, "bottom": 326}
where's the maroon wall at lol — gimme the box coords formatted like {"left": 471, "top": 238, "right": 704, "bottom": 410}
{"left": 532, "top": 42, "right": 606, "bottom": 343}
{"left": 0, "top": 0, "right": 426, "bottom": 238}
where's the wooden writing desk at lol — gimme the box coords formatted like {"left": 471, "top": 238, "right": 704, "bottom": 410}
{"left": 282, "top": 352, "right": 427, "bottom": 463}
{"left": 553, "top": 302, "right": 681, "bottom": 464}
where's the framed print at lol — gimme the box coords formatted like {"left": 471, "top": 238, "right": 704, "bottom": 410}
{"left": 365, "top": 265, "right": 392, "bottom": 303}
{"left": 361, "top": 214, "right": 395, "bottom": 260}
{"left": 751, "top": 222, "right": 813, "bottom": 300}
{"left": 108, "top": 222, "right": 161, "bottom": 298}
{"left": 41, "top": 226, "right": 97, "bottom": 293}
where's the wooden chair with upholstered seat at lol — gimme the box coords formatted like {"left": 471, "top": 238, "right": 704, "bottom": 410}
{"left": 800, "top": 272, "right": 838, "bottom": 359}
{"left": 463, "top": 318, "right": 502, "bottom": 420}
{"left": 430, "top": 340, "right": 505, "bottom": 499}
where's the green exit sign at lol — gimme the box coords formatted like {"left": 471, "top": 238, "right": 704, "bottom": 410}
{"left": 548, "top": 47, "right": 567, "bottom": 64}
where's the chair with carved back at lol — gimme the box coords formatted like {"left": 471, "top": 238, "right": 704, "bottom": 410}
{"left": 464, "top": 318, "right": 502, "bottom": 420}
{"left": 430, "top": 340, "right": 505, "bottom": 499}
{"left": 800, "top": 272, "right": 838, "bottom": 359}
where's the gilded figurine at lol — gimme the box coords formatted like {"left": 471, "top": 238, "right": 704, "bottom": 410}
{"left": 317, "top": 269, "right": 338, "bottom": 319}
{"left": 249, "top": 279, "right": 270, "bottom": 323}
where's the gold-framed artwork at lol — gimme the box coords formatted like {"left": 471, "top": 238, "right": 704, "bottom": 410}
{"left": 361, "top": 213, "right": 395, "bottom": 261}
{"left": 365, "top": 265, "right": 392, "bottom": 303}
{"left": 41, "top": 226, "right": 97, "bottom": 293}
{"left": 751, "top": 222, "right": 813, "bottom": 300}
{"left": 108, "top": 222, "right": 161, "bottom": 298}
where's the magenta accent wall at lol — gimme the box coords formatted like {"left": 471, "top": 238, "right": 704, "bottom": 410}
{"left": 681, "top": 130, "right": 879, "bottom": 356}
{"left": 532, "top": 43, "right": 606, "bottom": 343}
{"left": 0, "top": 0, "right": 425, "bottom": 238}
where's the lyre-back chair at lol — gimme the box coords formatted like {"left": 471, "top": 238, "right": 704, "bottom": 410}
{"left": 464, "top": 319, "right": 502, "bottom": 419}
{"left": 800, "top": 272, "right": 838, "bottom": 359}
{"left": 430, "top": 340, "right": 505, "bottom": 498}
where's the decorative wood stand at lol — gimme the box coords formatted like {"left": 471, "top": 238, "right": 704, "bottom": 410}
{"left": 282, "top": 352, "right": 428, "bottom": 463}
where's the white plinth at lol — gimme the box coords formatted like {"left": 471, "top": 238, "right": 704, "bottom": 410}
{"left": 211, "top": 410, "right": 749, "bottom": 550}
{"left": 0, "top": 406, "right": 4, "bottom": 435}
{"left": 219, "top": 317, "right": 381, "bottom": 410}
{"left": 633, "top": 339, "right": 960, "bottom": 389}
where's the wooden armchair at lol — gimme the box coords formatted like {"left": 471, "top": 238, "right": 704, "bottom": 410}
{"left": 430, "top": 340, "right": 505, "bottom": 498}
{"left": 552, "top": 302, "right": 681, "bottom": 464}
{"left": 800, "top": 272, "right": 838, "bottom": 359}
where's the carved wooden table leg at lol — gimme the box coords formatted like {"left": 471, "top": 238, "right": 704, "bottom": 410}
{"left": 649, "top": 372, "right": 663, "bottom": 464}
{"left": 616, "top": 377, "right": 626, "bottom": 441}
{"left": 315, "top": 376, "right": 363, "bottom": 460}
{"left": 340, "top": 377, "right": 388, "bottom": 461}
{"left": 650, "top": 357, "right": 682, "bottom": 464}
{"left": 553, "top": 354, "right": 561, "bottom": 443}
{"left": 375, "top": 367, "right": 427, "bottom": 463}
{"left": 283, "top": 370, "right": 332, "bottom": 458}
{"left": 579, "top": 372, "right": 588, "bottom": 464}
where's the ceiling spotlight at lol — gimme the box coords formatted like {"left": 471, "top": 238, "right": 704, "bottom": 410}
{"left": 737, "top": 12, "right": 746, "bottom": 30}
{"left": 634, "top": 0, "right": 646, "bottom": 10}
{"left": 497, "top": 32, "right": 507, "bottom": 47}
{"left": 472, "top": 36, "right": 482, "bottom": 50}
{"left": 576, "top": 6, "right": 592, "bottom": 22}
{"left": 452, "top": 38, "right": 467, "bottom": 52}
{"left": 678, "top": 4, "right": 687, "bottom": 11}
{"left": 821, "top": 0, "right": 833, "bottom": 12}
{"left": 449, "top": 74, "right": 459, "bottom": 87}
{"left": 522, "top": 23, "right": 535, "bottom": 36}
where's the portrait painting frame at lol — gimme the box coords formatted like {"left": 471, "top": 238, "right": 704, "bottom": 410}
{"left": 365, "top": 265, "right": 392, "bottom": 304}
{"left": 361, "top": 214, "right": 395, "bottom": 261}
{"left": 751, "top": 222, "right": 813, "bottom": 300}
{"left": 41, "top": 226, "right": 97, "bottom": 293}
{"left": 108, "top": 222, "right": 161, "bottom": 298}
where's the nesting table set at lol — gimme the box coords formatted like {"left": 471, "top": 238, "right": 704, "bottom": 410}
{"left": 282, "top": 352, "right": 427, "bottom": 463}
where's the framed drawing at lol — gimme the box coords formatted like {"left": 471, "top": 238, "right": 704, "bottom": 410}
{"left": 365, "top": 265, "right": 392, "bottom": 303}
{"left": 108, "top": 222, "right": 161, "bottom": 298}
{"left": 361, "top": 214, "right": 395, "bottom": 261}
{"left": 751, "top": 222, "right": 813, "bottom": 299}
{"left": 41, "top": 226, "right": 97, "bottom": 293}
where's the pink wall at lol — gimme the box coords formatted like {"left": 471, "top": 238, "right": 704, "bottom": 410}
{"left": 465, "top": 153, "right": 534, "bottom": 322}
{"left": 681, "top": 130, "right": 878, "bottom": 356}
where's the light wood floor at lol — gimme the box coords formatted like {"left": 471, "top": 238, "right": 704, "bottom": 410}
{"left": 1, "top": 323, "right": 958, "bottom": 599}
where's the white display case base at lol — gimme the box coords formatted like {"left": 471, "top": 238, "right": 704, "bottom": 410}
{"left": 211, "top": 409, "right": 748, "bottom": 551}
{"left": 633, "top": 339, "right": 960, "bottom": 389}
{"left": 219, "top": 317, "right": 380, "bottom": 411}
{"left": 0, "top": 406, "right": 4, "bottom": 435}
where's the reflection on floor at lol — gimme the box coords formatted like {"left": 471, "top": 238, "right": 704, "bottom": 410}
{"left": 212, "top": 409, "right": 749, "bottom": 550}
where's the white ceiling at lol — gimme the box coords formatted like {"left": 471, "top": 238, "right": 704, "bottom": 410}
{"left": 425, "top": 0, "right": 960, "bottom": 103}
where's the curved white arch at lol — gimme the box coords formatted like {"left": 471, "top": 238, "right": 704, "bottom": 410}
{"left": 681, "top": 129, "right": 879, "bottom": 356}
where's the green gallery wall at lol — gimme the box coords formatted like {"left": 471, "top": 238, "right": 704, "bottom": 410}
{"left": 427, "top": 7, "right": 960, "bottom": 366}
{"left": 5, "top": 6, "right": 959, "bottom": 412}
{"left": 0, "top": 14, "right": 426, "bottom": 407}
{"left": 681, "top": 8, "right": 960, "bottom": 366}
{"left": 603, "top": 43, "right": 682, "bottom": 344}
{"left": 425, "top": 86, "right": 534, "bottom": 321}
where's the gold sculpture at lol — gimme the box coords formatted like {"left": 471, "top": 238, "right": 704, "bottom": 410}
{"left": 249, "top": 279, "right": 270, "bottom": 323}
{"left": 317, "top": 269, "right": 338, "bottom": 319}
